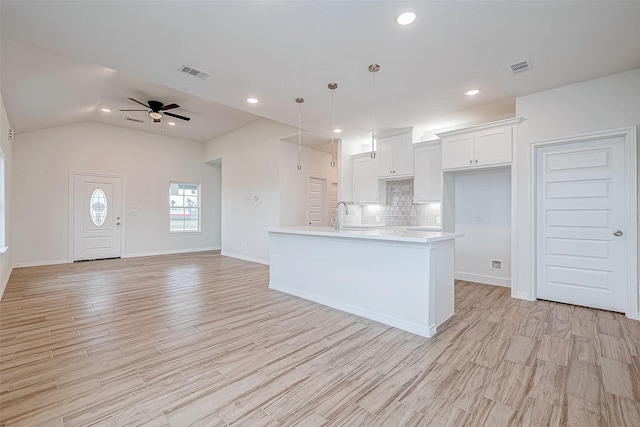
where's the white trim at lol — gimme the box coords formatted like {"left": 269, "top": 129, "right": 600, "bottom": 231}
{"left": 69, "top": 172, "right": 126, "bottom": 262}
{"left": 270, "top": 281, "right": 441, "bottom": 338}
{"left": 531, "top": 126, "right": 638, "bottom": 320}
{"left": 0, "top": 246, "right": 7, "bottom": 254}
{"left": 0, "top": 264, "right": 11, "bottom": 300}
{"left": 123, "top": 246, "right": 220, "bottom": 259}
{"left": 375, "top": 126, "right": 414, "bottom": 141}
{"left": 455, "top": 272, "right": 511, "bottom": 288}
{"left": 221, "top": 251, "right": 269, "bottom": 265}
{"left": 436, "top": 117, "right": 526, "bottom": 138}
{"left": 13, "top": 259, "right": 71, "bottom": 268}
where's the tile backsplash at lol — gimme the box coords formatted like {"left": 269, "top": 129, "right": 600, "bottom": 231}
{"left": 344, "top": 179, "right": 441, "bottom": 227}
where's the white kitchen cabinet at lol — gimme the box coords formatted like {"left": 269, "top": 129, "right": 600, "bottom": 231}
{"left": 413, "top": 141, "right": 442, "bottom": 203}
{"left": 352, "top": 153, "right": 380, "bottom": 204}
{"left": 438, "top": 118, "right": 524, "bottom": 170}
{"left": 377, "top": 127, "right": 414, "bottom": 178}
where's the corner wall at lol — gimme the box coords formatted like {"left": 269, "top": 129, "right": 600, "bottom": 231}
{"left": 514, "top": 68, "right": 640, "bottom": 315}
{"left": 0, "top": 91, "right": 13, "bottom": 298}
{"left": 279, "top": 141, "right": 338, "bottom": 227}
{"left": 12, "top": 121, "right": 221, "bottom": 266}
{"left": 204, "top": 118, "right": 296, "bottom": 264}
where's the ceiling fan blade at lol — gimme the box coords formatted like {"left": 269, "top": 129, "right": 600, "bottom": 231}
{"left": 128, "top": 97, "right": 150, "bottom": 108}
{"left": 160, "top": 103, "right": 180, "bottom": 111}
{"left": 119, "top": 109, "right": 147, "bottom": 111}
{"left": 164, "top": 112, "right": 191, "bottom": 121}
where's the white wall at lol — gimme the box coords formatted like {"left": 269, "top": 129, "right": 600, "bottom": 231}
{"left": 12, "top": 121, "right": 220, "bottom": 266}
{"left": 453, "top": 167, "right": 511, "bottom": 287}
{"left": 0, "top": 91, "right": 13, "bottom": 298}
{"left": 279, "top": 141, "right": 338, "bottom": 227}
{"left": 204, "top": 118, "right": 297, "bottom": 264}
{"left": 514, "top": 69, "right": 640, "bottom": 309}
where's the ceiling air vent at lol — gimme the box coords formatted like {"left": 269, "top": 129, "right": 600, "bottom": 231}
{"left": 126, "top": 117, "right": 145, "bottom": 123}
{"left": 178, "top": 64, "right": 210, "bottom": 80}
{"left": 510, "top": 59, "right": 532, "bottom": 75}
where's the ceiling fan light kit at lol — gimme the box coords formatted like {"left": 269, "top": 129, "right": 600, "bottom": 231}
{"left": 120, "top": 98, "right": 191, "bottom": 123}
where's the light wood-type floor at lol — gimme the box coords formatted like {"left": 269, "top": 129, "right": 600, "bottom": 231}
{"left": 1, "top": 252, "right": 639, "bottom": 426}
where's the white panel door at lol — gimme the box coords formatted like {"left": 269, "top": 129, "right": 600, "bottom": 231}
{"left": 536, "top": 137, "right": 626, "bottom": 312}
{"left": 308, "top": 176, "right": 328, "bottom": 226}
{"left": 330, "top": 181, "right": 338, "bottom": 222}
{"left": 73, "top": 174, "right": 123, "bottom": 260}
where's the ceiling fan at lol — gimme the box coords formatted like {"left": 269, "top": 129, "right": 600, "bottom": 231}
{"left": 120, "top": 98, "right": 191, "bottom": 122}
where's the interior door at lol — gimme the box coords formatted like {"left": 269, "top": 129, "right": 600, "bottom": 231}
{"left": 308, "top": 176, "right": 328, "bottom": 226}
{"left": 536, "top": 136, "right": 626, "bottom": 312}
{"left": 330, "top": 181, "right": 338, "bottom": 223}
{"left": 73, "top": 174, "right": 123, "bottom": 260}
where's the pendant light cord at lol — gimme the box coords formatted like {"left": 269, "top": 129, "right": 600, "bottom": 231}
{"left": 329, "top": 83, "right": 337, "bottom": 167}
{"left": 369, "top": 64, "right": 379, "bottom": 158}
{"left": 296, "top": 97, "right": 304, "bottom": 170}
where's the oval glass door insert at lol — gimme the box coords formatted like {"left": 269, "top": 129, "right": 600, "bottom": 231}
{"left": 90, "top": 188, "right": 107, "bottom": 226}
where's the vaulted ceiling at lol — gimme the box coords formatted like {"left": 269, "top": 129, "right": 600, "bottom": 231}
{"left": 2, "top": 1, "right": 639, "bottom": 146}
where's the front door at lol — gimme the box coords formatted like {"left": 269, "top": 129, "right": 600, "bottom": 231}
{"left": 536, "top": 136, "right": 627, "bottom": 312}
{"left": 73, "top": 174, "right": 123, "bottom": 261}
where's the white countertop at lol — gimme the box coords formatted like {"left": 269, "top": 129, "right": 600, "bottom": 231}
{"left": 268, "top": 226, "right": 462, "bottom": 243}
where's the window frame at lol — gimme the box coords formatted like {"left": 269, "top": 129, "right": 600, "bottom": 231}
{"left": 169, "top": 181, "right": 201, "bottom": 233}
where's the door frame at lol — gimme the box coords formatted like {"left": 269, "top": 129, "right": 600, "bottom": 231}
{"left": 68, "top": 171, "right": 126, "bottom": 262}
{"left": 532, "top": 127, "right": 638, "bottom": 319}
{"left": 307, "top": 175, "right": 329, "bottom": 227}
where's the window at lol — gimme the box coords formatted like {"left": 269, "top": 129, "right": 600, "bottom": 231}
{"left": 169, "top": 182, "right": 200, "bottom": 232}
{"left": 90, "top": 188, "right": 107, "bottom": 226}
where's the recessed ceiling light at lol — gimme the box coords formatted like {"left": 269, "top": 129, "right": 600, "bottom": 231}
{"left": 168, "top": 122, "right": 176, "bottom": 126}
{"left": 333, "top": 129, "right": 342, "bottom": 133}
{"left": 247, "top": 98, "right": 258, "bottom": 104}
{"left": 396, "top": 9, "right": 417, "bottom": 26}
{"left": 465, "top": 89, "right": 480, "bottom": 96}
{"left": 101, "top": 108, "right": 111, "bottom": 112}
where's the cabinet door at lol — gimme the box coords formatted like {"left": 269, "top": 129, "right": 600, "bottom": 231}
{"left": 475, "top": 127, "right": 512, "bottom": 166}
{"left": 378, "top": 132, "right": 413, "bottom": 178}
{"left": 352, "top": 154, "right": 379, "bottom": 203}
{"left": 377, "top": 138, "right": 396, "bottom": 178}
{"left": 393, "top": 135, "right": 414, "bottom": 176}
{"left": 441, "top": 134, "right": 475, "bottom": 169}
{"left": 414, "top": 144, "right": 442, "bottom": 202}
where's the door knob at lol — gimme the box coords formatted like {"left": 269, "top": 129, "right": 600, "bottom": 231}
{"left": 613, "top": 230, "right": 623, "bottom": 236}
{"left": 117, "top": 222, "right": 121, "bottom": 226}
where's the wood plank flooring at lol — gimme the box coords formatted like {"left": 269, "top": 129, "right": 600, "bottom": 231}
{"left": 1, "top": 251, "right": 639, "bottom": 426}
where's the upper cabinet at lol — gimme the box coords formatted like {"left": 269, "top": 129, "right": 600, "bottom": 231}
{"left": 352, "top": 153, "right": 380, "bottom": 204}
{"left": 377, "top": 127, "right": 414, "bottom": 179}
{"left": 413, "top": 141, "right": 442, "bottom": 203}
{"left": 437, "top": 118, "right": 525, "bottom": 171}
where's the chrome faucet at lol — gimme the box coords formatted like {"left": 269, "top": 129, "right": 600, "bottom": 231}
{"left": 335, "top": 201, "right": 349, "bottom": 231}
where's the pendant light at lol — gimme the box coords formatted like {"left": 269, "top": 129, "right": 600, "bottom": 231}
{"left": 369, "top": 64, "right": 380, "bottom": 159}
{"left": 328, "top": 82, "right": 338, "bottom": 167}
{"left": 296, "top": 97, "right": 304, "bottom": 170}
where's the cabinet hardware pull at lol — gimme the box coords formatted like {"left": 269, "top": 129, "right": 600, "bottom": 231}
{"left": 469, "top": 160, "right": 473, "bottom": 164}
{"left": 613, "top": 230, "right": 623, "bottom": 236}
{"left": 475, "top": 159, "right": 478, "bottom": 163}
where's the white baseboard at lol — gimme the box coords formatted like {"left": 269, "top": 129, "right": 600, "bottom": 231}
{"left": 0, "top": 265, "right": 12, "bottom": 300}
{"left": 455, "top": 271, "right": 511, "bottom": 287}
{"left": 269, "top": 281, "right": 438, "bottom": 338}
{"left": 124, "top": 246, "right": 221, "bottom": 259}
{"left": 513, "top": 290, "right": 535, "bottom": 301}
{"left": 13, "top": 259, "right": 70, "bottom": 269}
{"left": 221, "top": 251, "right": 269, "bottom": 265}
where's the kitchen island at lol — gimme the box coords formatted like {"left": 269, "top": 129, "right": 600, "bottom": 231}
{"left": 268, "top": 226, "right": 462, "bottom": 337}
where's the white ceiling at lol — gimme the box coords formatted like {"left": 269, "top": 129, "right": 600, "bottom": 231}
{"left": 1, "top": 1, "right": 639, "bottom": 147}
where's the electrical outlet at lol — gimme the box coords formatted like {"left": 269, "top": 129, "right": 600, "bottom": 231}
{"left": 491, "top": 260, "right": 502, "bottom": 270}
{"left": 475, "top": 214, "right": 481, "bottom": 222}
{"left": 436, "top": 216, "right": 441, "bottom": 224}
